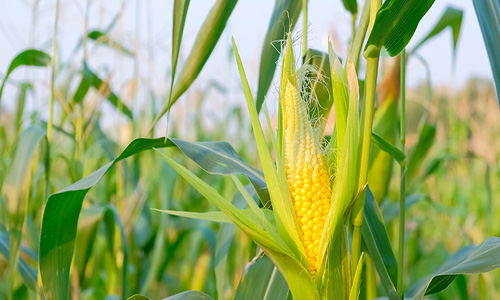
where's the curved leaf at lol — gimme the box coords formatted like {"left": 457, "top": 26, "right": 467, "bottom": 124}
{"left": 39, "top": 137, "right": 172, "bottom": 300}
{"left": 364, "top": 0, "right": 435, "bottom": 57}
{"left": 406, "top": 237, "right": 500, "bottom": 299}
{"left": 412, "top": 6, "right": 463, "bottom": 57}
{"left": 0, "top": 49, "right": 50, "bottom": 107}
{"left": 255, "top": 0, "right": 302, "bottom": 112}
{"left": 169, "top": 137, "right": 269, "bottom": 205}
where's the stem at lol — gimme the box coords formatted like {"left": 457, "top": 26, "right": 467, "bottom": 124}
{"left": 348, "top": 0, "right": 370, "bottom": 70}
{"left": 47, "top": 0, "right": 60, "bottom": 142}
{"left": 351, "top": 0, "right": 381, "bottom": 273}
{"left": 302, "top": 0, "right": 308, "bottom": 57}
{"left": 397, "top": 49, "right": 406, "bottom": 298}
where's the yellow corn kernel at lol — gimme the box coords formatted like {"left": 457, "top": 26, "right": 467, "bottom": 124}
{"left": 283, "top": 79, "right": 332, "bottom": 277}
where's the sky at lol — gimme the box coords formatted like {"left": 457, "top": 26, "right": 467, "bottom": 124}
{"left": 0, "top": 0, "right": 494, "bottom": 132}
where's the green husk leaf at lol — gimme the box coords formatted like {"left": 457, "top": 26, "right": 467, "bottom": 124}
{"left": 233, "top": 37, "right": 304, "bottom": 261}
{"left": 233, "top": 37, "right": 318, "bottom": 300}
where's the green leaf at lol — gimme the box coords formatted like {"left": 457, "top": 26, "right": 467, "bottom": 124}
{"left": 364, "top": 0, "right": 436, "bottom": 57}
{"left": 39, "top": 137, "right": 172, "bottom": 300}
{"left": 169, "top": 137, "right": 269, "bottom": 205}
{"left": 73, "top": 63, "right": 133, "bottom": 119}
{"left": 152, "top": 0, "right": 238, "bottom": 127}
{"left": 88, "top": 30, "right": 135, "bottom": 56}
{"left": 406, "top": 237, "right": 500, "bottom": 299}
{"left": 361, "top": 188, "right": 399, "bottom": 300}
{"left": 406, "top": 123, "right": 436, "bottom": 180}
{"left": 412, "top": 6, "right": 463, "bottom": 57}
{"left": 0, "top": 49, "right": 51, "bottom": 105}
{"left": 342, "top": 0, "right": 358, "bottom": 14}
{"left": 170, "top": 0, "right": 191, "bottom": 96}
{"left": 371, "top": 132, "right": 406, "bottom": 164}
{"left": 234, "top": 255, "right": 288, "bottom": 300}
{"left": 255, "top": 0, "right": 302, "bottom": 112}
{"left": 473, "top": 0, "right": 500, "bottom": 104}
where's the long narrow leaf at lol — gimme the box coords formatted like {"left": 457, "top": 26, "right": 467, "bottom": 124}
{"left": 473, "top": 0, "right": 500, "bottom": 104}
{"left": 152, "top": 0, "right": 238, "bottom": 127}
{"left": 255, "top": 0, "right": 302, "bottom": 112}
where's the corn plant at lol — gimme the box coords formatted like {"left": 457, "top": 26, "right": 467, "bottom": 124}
{"left": 1, "top": 0, "right": 500, "bottom": 300}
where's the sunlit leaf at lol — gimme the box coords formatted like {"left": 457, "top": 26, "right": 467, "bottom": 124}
{"left": 364, "top": 0, "right": 436, "bottom": 57}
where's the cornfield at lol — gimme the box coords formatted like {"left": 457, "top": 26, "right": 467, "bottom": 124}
{"left": 1, "top": 0, "right": 500, "bottom": 299}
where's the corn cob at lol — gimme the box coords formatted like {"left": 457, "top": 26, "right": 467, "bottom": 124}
{"left": 283, "top": 79, "right": 331, "bottom": 277}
